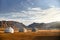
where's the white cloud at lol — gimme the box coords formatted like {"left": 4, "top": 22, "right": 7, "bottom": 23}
{"left": 21, "top": 7, "right": 60, "bottom": 25}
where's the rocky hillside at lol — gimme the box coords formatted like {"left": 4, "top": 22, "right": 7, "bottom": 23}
{"left": 0, "top": 21, "right": 60, "bottom": 30}
{"left": 28, "top": 22, "right": 60, "bottom": 30}
{"left": 0, "top": 21, "right": 26, "bottom": 29}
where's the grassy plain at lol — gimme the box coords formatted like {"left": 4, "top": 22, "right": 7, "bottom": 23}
{"left": 0, "top": 28, "right": 60, "bottom": 40}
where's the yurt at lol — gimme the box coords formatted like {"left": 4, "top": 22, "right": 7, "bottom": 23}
{"left": 4, "top": 27, "right": 14, "bottom": 33}
{"left": 19, "top": 28, "right": 27, "bottom": 32}
{"left": 32, "top": 28, "right": 38, "bottom": 32}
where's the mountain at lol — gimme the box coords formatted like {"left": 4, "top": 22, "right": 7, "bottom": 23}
{"left": 46, "top": 22, "right": 60, "bottom": 30}
{"left": 0, "top": 21, "right": 26, "bottom": 29}
{"left": 0, "top": 21, "right": 60, "bottom": 30}
{"left": 28, "top": 22, "right": 46, "bottom": 29}
{"left": 28, "top": 22, "right": 60, "bottom": 30}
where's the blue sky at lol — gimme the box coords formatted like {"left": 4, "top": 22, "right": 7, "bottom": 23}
{"left": 0, "top": 0, "right": 60, "bottom": 25}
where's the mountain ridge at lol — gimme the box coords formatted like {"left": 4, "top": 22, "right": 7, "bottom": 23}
{"left": 0, "top": 21, "right": 60, "bottom": 30}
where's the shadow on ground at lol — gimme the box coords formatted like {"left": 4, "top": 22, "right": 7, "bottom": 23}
{"left": 33, "top": 36, "right": 60, "bottom": 40}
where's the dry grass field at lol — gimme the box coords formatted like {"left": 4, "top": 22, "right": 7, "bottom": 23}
{"left": 0, "top": 28, "right": 60, "bottom": 40}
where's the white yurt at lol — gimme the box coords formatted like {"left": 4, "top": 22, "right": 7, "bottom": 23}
{"left": 4, "top": 27, "right": 14, "bottom": 33}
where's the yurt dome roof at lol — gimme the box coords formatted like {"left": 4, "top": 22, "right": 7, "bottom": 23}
{"left": 4, "top": 27, "right": 14, "bottom": 33}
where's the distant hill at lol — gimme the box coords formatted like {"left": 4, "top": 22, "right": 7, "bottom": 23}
{"left": 0, "top": 21, "right": 26, "bottom": 29}
{"left": 0, "top": 21, "right": 60, "bottom": 30}
{"left": 28, "top": 22, "right": 45, "bottom": 29}
{"left": 28, "top": 22, "right": 60, "bottom": 30}
{"left": 46, "top": 22, "right": 60, "bottom": 30}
